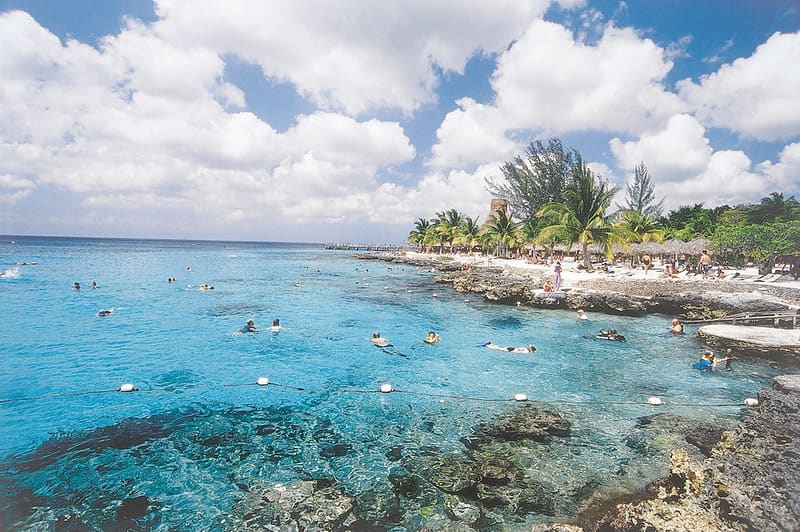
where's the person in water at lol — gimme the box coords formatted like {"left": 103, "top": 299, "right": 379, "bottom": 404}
{"left": 370, "top": 332, "right": 390, "bottom": 347}
{"left": 424, "top": 331, "right": 441, "bottom": 344}
{"left": 692, "top": 349, "right": 731, "bottom": 371}
{"left": 597, "top": 329, "right": 626, "bottom": 341}
{"left": 269, "top": 318, "right": 284, "bottom": 332}
{"left": 241, "top": 319, "right": 257, "bottom": 333}
{"left": 91, "top": 281, "right": 98, "bottom": 289}
{"left": 576, "top": 309, "right": 588, "bottom": 321}
{"left": 73, "top": 282, "right": 81, "bottom": 290}
{"left": 669, "top": 318, "right": 684, "bottom": 334}
{"left": 483, "top": 342, "right": 536, "bottom": 353}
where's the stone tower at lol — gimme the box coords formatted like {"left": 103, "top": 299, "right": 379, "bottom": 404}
{"left": 487, "top": 198, "right": 509, "bottom": 221}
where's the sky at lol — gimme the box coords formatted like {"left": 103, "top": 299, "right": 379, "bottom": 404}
{"left": 0, "top": 0, "right": 798, "bottom": 243}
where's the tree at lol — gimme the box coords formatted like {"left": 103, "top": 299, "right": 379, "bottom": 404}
{"left": 434, "top": 209, "right": 465, "bottom": 253}
{"left": 712, "top": 221, "right": 800, "bottom": 274}
{"left": 536, "top": 162, "right": 630, "bottom": 269}
{"left": 618, "top": 162, "right": 664, "bottom": 218}
{"left": 481, "top": 208, "right": 521, "bottom": 257}
{"left": 746, "top": 192, "right": 800, "bottom": 224}
{"left": 456, "top": 216, "right": 482, "bottom": 252}
{"left": 408, "top": 218, "right": 434, "bottom": 251}
{"left": 659, "top": 203, "right": 719, "bottom": 239}
{"left": 485, "top": 138, "right": 580, "bottom": 220}
{"left": 618, "top": 210, "right": 664, "bottom": 243}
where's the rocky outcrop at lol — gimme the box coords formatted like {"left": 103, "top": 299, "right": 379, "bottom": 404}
{"left": 572, "top": 377, "right": 800, "bottom": 531}
{"left": 698, "top": 324, "right": 800, "bottom": 359}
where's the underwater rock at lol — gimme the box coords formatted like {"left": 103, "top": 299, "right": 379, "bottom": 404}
{"left": 237, "top": 479, "right": 360, "bottom": 531}
{"left": 117, "top": 495, "right": 151, "bottom": 519}
{"left": 463, "top": 405, "right": 571, "bottom": 448}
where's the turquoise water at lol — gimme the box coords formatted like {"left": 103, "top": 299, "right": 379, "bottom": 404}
{"left": 0, "top": 237, "right": 780, "bottom": 530}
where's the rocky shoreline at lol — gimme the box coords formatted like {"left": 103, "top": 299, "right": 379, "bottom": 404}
{"left": 347, "top": 251, "right": 800, "bottom": 530}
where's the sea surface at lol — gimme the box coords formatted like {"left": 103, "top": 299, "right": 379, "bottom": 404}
{"left": 0, "top": 236, "right": 780, "bottom": 530}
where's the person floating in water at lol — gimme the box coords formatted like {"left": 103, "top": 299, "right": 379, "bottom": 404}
{"left": 370, "top": 332, "right": 389, "bottom": 347}
{"left": 241, "top": 319, "right": 257, "bottom": 333}
{"left": 692, "top": 349, "right": 731, "bottom": 371}
{"left": 669, "top": 318, "right": 684, "bottom": 334}
{"left": 576, "top": 309, "right": 588, "bottom": 321}
{"left": 73, "top": 282, "right": 81, "bottom": 290}
{"left": 483, "top": 342, "right": 536, "bottom": 353}
{"left": 96, "top": 308, "right": 113, "bottom": 317}
{"left": 423, "top": 331, "right": 441, "bottom": 344}
{"left": 269, "top": 318, "right": 284, "bottom": 332}
{"left": 91, "top": 281, "right": 98, "bottom": 289}
{"left": 198, "top": 283, "right": 214, "bottom": 290}
{"left": 596, "top": 329, "right": 626, "bottom": 341}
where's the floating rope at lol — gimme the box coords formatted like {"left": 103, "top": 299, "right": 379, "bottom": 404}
{"left": 0, "top": 377, "right": 759, "bottom": 408}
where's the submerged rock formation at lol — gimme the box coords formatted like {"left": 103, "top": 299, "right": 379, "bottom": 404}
{"left": 570, "top": 376, "right": 800, "bottom": 531}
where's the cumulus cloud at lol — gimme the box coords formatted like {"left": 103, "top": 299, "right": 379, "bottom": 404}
{"left": 152, "top": 0, "right": 550, "bottom": 115}
{"left": 678, "top": 31, "right": 800, "bottom": 140}
{"left": 431, "top": 19, "right": 686, "bottom": 169}
{"left": 757, "top": 142, "right": 800, "bottom": 197}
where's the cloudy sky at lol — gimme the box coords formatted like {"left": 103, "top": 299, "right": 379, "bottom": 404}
{"left": 1, "top": 0, "right": 798, "bottom": 243}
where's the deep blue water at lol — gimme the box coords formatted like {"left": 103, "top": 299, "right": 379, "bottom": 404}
{"left": 0, "top": 236, "right": 779, "bottom": 530}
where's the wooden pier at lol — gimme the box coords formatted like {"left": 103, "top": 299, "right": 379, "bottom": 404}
{"left": 324, "top": 243, "right": 415, "bottom": 252}
{"left": 683, "top": 310, "right": 799, "bottom": 328}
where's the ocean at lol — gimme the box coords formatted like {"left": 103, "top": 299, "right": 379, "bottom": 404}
{"left": 0, "top": 236, "right": 779, "bottom": 530}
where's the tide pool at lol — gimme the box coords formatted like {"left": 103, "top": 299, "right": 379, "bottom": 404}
{"left": 0, "top": 237, "right": 779, "bottom": 530}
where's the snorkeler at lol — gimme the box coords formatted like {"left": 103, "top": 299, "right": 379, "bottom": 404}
{"left": 482, "top": 342, "right": 536, "bottom": 353}
{"left": 241, "top": 319, "right": 257, "bottom": 333}
{"left": 596, "top": 329, "right": 626, "bottom": 341}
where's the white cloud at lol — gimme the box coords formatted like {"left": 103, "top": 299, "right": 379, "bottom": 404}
{"left": 757, "top": 142, "right": 800, "bottom": 196}
{"left": 678, "top": 31, "right": 800, "bottom": 140}
{"left": 431, "top": 19, "right": 686, "bottom": 169}
{"left": 152, "top": 0, "right": 551, "bottom": 115}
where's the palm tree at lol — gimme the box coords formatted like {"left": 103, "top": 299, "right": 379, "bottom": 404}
{"left": 408, "top": 218, "right": 433, "bottom": 252}
{"left": 482, "top": 208, "right": 521, "bottom": 257}
{"left": 536, "top": 162, "right": 630, "bottom": 269}
{"left": 456, "top": 216, "right": 482, "bottom": 253}
{"left": 618, "top": 210, "right": 664, "bottom": 243}
{"left": 434, "top": 209, "right": 465, "bottom": 253}
{"left": 748, "top": 192, "right": 800, "bottom": 224}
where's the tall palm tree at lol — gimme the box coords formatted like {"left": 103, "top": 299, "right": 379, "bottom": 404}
{"left": 536, "top": 163, "right": 630, "bottom": 268}
{"left": 748, "top": 192, "right": 800, "bottom": 224}
{"left": 456, "top": 216, "right": 482, "bottom": 253}
{"left": 618, "top": 210, "right": 664, "bottom": 243}
{"left": 434, "top": 209, "right": 465, "bottom": 253}
{"left": 408, "top": 218, "right": 433, "bottom": 252}
{"left": 482, "top": 208, "right": 521, "bottom": 257}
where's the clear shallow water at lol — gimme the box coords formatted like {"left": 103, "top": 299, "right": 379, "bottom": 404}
{"left": 0, "top": 237, "right": 780, "bottom": 530}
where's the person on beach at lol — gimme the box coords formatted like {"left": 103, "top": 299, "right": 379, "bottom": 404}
{"left": 698, "top": 250, "right": 712, "bottom": 278}
{"left": 424, "top": 331, "right": 441, "bottom": 344}
{"left": 269, "top": 318, "right": 284, "bottom": 332}
{"left": 483, "top": 342, "right": 536, "bottom": 353}
{"left": 669, "top": 318, "right": 684, "bottom": 334}
{"left": 553, "top": 262, "right": 562, "bottom": 291}
{"left": 241, "top": 319, "right": 257, "bottom": 333}
{"left": 641, "top": 254, "right": 652, "bottom": 275}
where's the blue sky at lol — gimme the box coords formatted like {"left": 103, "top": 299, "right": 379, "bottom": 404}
{"left": 0, "top": 0, "right": 798, "bottom": 243}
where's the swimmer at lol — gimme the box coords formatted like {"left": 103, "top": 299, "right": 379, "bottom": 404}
{"left": 370, "top": 332, "right": 389, "bottom": 347}
{"left": 199, "top": 283, "right": 214, "bottom": 290}
{"left": 423, "top": 331, "right": 441, "bottom": 344}
{"left": 692, "top": 349, "right": 731, "bottom": 371}
{"left": 91, "top": 281, "right": 98, "bottom": 289}
{"left": 483, "top": 342, "right": 536, "bottom": 354}
{"left": 241, "top": 319, "right": 257, "bottom": 333}
{"left": 96, "top": 308, "right": 114, "bottom": 317}
{"left": 669, "top": 319, "right": 684, "bottom": 334}
{"left": 596, "top": 329, "right": 626, "bottom": 341}
{"left": 576, "top": 309, "right": 588, "bottom": 321}
{"left": 269, "top": 318, "right": 284, "bottom": 332}
{"left": 73, "top": 282, "right": 81, "bottom": 290}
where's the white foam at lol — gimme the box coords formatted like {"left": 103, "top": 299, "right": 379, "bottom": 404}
{"left": 0, "top": 267, "right": 20, "bottom": 279}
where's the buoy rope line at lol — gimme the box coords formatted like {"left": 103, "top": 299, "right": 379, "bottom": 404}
{"left": 0, "top": 378, "right": 759, "bottom": 408}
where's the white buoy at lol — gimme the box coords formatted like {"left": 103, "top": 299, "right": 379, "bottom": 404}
{"left": 379, "top": 383, "right": 394, "bottom": 393}
{"left": 119, "top": 383, "right": 136, "bottom": 392}
{"left": 256, "top": 377, "right": 270, "bottom": 386}
{"left": 646, "top": 396, "right": 663, "bottom": 405}
{"left": 514, "top": 393, "right": 528, "bottom": 402}
{"left": 744, "top": 397, "right": 759, "bottom": 406}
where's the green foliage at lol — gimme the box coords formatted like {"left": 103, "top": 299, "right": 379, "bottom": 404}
{"left": 617, "top": 210, "right": 664, "bottom": 243}
{"left": 482, "top": 207, "right": 521, "bottom": 257}
{"left": 659, "top": 203, "right": 718, "bottom": 239}
{"left": 618, "top": 162, "right": 664, "bottom": 218}
{"left": 712, "top": 220, "right": 800, "bottom": 271}
{"left": 485, "top": 138, "right": 581, "bottom": 220}
{"left": 535, "top": 162, "right": 629, "bottom": 268}
{"left": 746, "top": 192, "right": 800, "bottom": 224}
